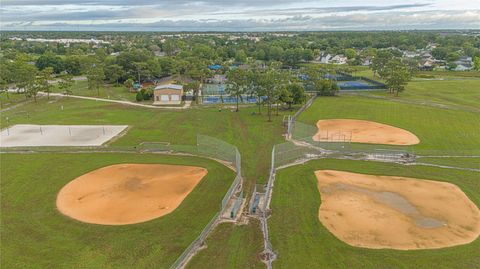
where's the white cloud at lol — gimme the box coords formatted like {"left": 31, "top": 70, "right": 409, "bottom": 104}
{"left": 1, "top": 0, "right": 479, "bottom": 30}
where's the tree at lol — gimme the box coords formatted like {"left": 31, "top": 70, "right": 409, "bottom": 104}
{"left": 124, "top": 78, "right": 134, "bottom": 92}
{"left": 0, "top": 60, "right": 12, "bottom": 99}
{"left": 35, "top": 51, "right": 65, "bottom": 73}
{"left": 255, "top": 65, "right": 285, "bottom": 121}
{"left": 163, "top": 39, "right": 177, "bottom": 56}
{"left": 256, "top": 49, "right": 266, "bottom": 61}
{"left": 474, "top": 56, "right": 480, "bottom": 71}
{"left": 344, "top": 48, "right": 356, "bottom": 59}
{"left": 285, "top": 83, "right": 306, "bottom": 109}
{"left": 64, "top": 55, "right": 83, "bottom": 75}
{"left": 135, "top": 91, "right": 144, "bottom": 102}
{"left": 278, "top": 85, "right": 293, "bottom": 109}
{"left": 38, "top": 67, "right": 54, "bottom": 99}
{"left": 283, "top": 48, "right": 303, "bottom": 66}
{"left": 432, "top": 47, "right": 448, "bottom": 60}
{"left": 0, "top": 77, "right": 7, "bottom": 100}
{"left": 235, "top": 50, "right": 247, "bottom": 63}
{"left": 58, "top": 74, "right": 74, "bottom": 95}
{"left": 105, "top": 64, "right": 125, "bottom": 85}
{"left": 371, "top": 50, "right": 393, "bottom": 78}
{"left": 302, "top": 49, "right": 314, "bottom": 62}
{"left": 383, "top": 60, "right": 412, "bottom": 96}
{"left": 226, "top": 68, "right": 248, "bottom": 112}
{"left": 304, "top": 66, "right": 339, "bottom": 96}
{"left": 133, "top": 62, "right": 150, "bottom": 84}
{"left": 142, "top": 86, "right": 154, "bottom": 100}
{"left": 86, "top": 63, "right": 105, "bottom": 96}
{"left": 184, "top": 81, "right": 201, "bottom": 103}
{"left": 246, "top": 70, "right": 264, "bottom": 114}
{"left": 446, "top": 52, "right": 460, "bottom": 63}
{"left": 185, "top": 59, "right": 210, "bottom": 104}
{"left": 13, "top": 61, "right": 37, "bottom": 100}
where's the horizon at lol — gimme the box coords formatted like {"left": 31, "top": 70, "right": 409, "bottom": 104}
{"left": 1, "top": 0, "right": 479, "bottom": 31}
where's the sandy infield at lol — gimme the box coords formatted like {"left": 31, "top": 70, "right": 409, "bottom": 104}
{"left": 313, "top": 119, "right": 420, "bottom": 145}
{"left": 315, "top": 170, "right": 480, "bottom": 250}
{"left": 56, "top": 164, "right": 207, "bottom": 225}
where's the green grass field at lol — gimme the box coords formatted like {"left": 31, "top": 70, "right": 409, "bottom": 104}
{"left": 0, "top": 96, "right": 290, "bottom": 268}
{"left": 0, "top": 97, "right": 290, "bottom": 188}
{"left": 269, "top": 78, "right": 480, "bottom": 268}
{"left": 269, "top": 159, "right": 480, "bottom": 269}
{"left": 0, "top": 92, "right": 31, "bottom": 110}
{"left": 187, "top": 220, "right": 265, "bottom": 269}
{"left": 1, "top": 153, "right": 234, "bottom": 269}
{"left": 51, "top": 80, "right": 142, "bottom": 103}
{"left": 351, "top": 69, "right": 480, "bottom": 112}
{"left": 297, "top": 95, "right": 480, "bottom": 156}
{"left": 1, "top": 70, "right": 479, "bottom": 269}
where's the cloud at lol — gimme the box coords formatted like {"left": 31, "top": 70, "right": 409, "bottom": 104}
{"left": 1, "top": 0, "right": 479, "bottom": 31}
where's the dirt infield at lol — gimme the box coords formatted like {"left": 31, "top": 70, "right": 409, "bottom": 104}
{"left": 313, "top": 119, "right": 420, "bottom": 145}
{"left": 315, "top": 170, "right": 480, "bottom": 250}
{"left": 56, "top": 164, "right": 207, "bottom": 225}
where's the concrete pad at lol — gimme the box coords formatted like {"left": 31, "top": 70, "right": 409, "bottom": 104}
{"left": 0, "top": 124, "right": 128, "bottom": 147}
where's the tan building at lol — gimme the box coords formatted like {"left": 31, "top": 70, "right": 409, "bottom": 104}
{"left": 153, "top": 84, "right": 183, "bottom": 105}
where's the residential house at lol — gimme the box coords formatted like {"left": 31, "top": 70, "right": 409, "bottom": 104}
{"left": 419, "top": 59, "right": 434, "bottom": 71}
{"left": 330, "top": 55, "right": 348, "bottom": 65}
{"left": 454, "top": 56, "right": 473, "bottom": 71}
{"left": 403, "top": 51, "right": 419, "bottom": 58}
{"left": 320, "top": 54, "right": 332, "bottom": 64}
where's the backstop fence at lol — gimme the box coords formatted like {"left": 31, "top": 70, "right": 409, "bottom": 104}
{"left": 142, "top": 135, "right": 243, "bottom": 269}
{"left": 288, "top": 120, "right": 415, "bottom": 162}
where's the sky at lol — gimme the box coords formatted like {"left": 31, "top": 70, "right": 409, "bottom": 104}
{"left": 1, "top": 0, "right": 479, "bottom": 31}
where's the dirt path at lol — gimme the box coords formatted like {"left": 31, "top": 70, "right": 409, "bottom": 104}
{"left": 39, "top": 92, "right": 192, "bottom": 110}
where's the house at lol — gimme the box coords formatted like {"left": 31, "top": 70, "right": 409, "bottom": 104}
{"left": 330, "top": 55, "right": 348, "bottom": 65}
{"left": 419, "top": 59, "right": 434, "bottom": 71}
{"left": 153, "top": 84, "right": 183, "bottom": 105}
{"left": 362, "top": 57, "right": 372, "bottom": 66}
{"left": 403, "top": 51, "right": 419, "bottom": 58}
{"left": 454, "top": 64, "right": 471, "bottom": 71}
{"left": 320, "top": 54, "right": 332, "bottom": 64}
{"left": 421, "top": 52, "right": 433, "bottom": 59}
{"left": 454, "top": 56, "right": 473, "bottom": 71}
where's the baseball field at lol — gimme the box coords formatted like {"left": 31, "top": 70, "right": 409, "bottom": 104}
{"left": 268, "top": 77, "right": 480, "bottom": 268}
{"left": 1, "top": 73, "right": 479, "bottom": 269}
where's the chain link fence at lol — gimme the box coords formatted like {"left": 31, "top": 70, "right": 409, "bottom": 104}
{"left": 167, "top": 135, "right": 242, "bottom": 269}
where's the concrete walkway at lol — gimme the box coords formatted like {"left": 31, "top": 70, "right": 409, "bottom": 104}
{"left": 40, "top": 92, "right": 192, "bottom": 110}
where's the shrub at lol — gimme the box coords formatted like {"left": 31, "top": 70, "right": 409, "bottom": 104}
{"left": 135, "top": 91, "right": 144, "bottom": 102}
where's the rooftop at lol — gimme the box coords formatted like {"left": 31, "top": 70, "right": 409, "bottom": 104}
{"left": 154, "top": 84, "right": 183, "bottom": 91}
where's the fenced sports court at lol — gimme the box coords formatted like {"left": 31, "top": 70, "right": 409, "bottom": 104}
{"left": 201, "top": 83, "right": 263, "bottom": 104}
{"left": 0, "top": 124, "right": 128, "bottom": 147}
{"left": 334, "top": 72, "right": 386, "bottom": 91}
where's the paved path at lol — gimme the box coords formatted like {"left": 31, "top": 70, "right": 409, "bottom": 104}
{"left": 40, "top": 92, "right": 192, "bottom": 109}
